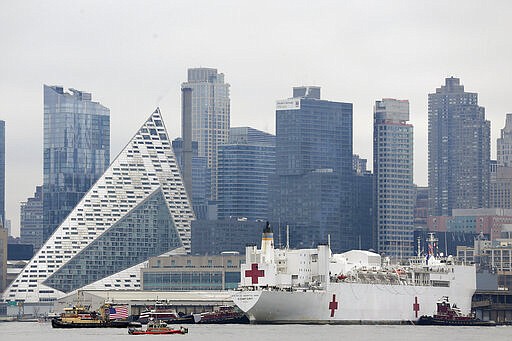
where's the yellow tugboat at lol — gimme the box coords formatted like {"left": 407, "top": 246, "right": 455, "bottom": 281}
{"left": 51, "top": 303, "right": 133, "bottom": 328}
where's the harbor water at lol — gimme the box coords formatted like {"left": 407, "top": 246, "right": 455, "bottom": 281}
{"left": 0, "top": 321, "right": 511, "bottom": 341}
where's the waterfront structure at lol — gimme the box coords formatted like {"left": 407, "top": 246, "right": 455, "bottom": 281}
{"left": 20, "top": 186, "right": 44, "bottom": 251}
{"left": 43, "top": 86, "right": 110, "bottom": 242}
{"left": 217, "top": 127, "right": 275, "bottom": 221}
{"left": 2, "top": 109, "right": 194, "bottom": 303}
{"left": 181, "top": 68, "right": 230, "bottom": 200}
{"left": 0, "top": 120, "right": 4, "bottom": 225}
{"left": 191, "top": 218, "right": 264, "bottom": 255}
{"left": 428, "top": 77, "right": 490, "bottom": 216}
{"left": 373, "top": 99, "right": 414, "bottom": 257}
{"left": 141, "top": 254, "right": 244, "bottom": 291}
{"left": 270, "top": 86, "right": 354, "bottom": 252}
{"left": 457, "top": 238, "right": 512, "bottom": 291}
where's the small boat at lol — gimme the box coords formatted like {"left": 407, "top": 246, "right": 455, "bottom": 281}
{"left": 193, "top": 305, "right": 249, "bottom": 324}
{"left": 417, "top": 296, "right": 496, "bottom": 326}
{"left": 128, "top": 320, "right": 188, "bottom": 335}
{"left": 138, "top": 302, "right": 194, "bottom": 324}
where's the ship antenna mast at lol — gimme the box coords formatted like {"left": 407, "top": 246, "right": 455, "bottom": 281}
{"left": 286, "top": 224, "right": 289, "bottom": 249}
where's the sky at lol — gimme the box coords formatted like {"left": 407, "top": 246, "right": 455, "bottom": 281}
{"left": 1, "top": 0, "right": 512, "bottom": 236}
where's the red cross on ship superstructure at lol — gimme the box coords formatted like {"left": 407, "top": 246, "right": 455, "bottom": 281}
{"left": 329, "top": 294, "right": 338, "bottom": 317}
{"left": 413, "top": 296, "right": 420, "bottom": 318}
{"left": 245, "top": 263, "right": 265, "bottom": 284}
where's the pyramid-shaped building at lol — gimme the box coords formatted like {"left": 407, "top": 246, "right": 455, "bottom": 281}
{"left": 3, "top": 109, "right": 194, "bottom": 302}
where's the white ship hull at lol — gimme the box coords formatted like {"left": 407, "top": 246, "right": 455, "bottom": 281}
{"left": 234, "top": 227, "right": 476, "bottom": 324}
{"left": 233, "top": 282, "right": 474, "bottom": 324}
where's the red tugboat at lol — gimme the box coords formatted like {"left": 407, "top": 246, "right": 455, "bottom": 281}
{"left": 417, "top": 296, "right": 495, "bottom": 326}
{"left": 128, "top": 320, "right": 188, "bottom": 335}
{"left": 193, "top": 306, "right": 249, "bottom": 324}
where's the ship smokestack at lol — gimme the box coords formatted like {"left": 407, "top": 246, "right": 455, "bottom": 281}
{"left": 261, "top": 222, "right": 274, "bottom": 264}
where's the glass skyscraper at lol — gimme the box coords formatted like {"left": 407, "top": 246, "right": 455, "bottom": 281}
{"left": 270, "top": 87, "right": 354, "bottom": 252}
{"left": 217, "top": 127, "right": 275, "bottom": 221}
{"left": 43, "top": 85, "right": 110, "bottom": 241}
{"left": 428, "top": 77, "right": 490, "bottom": 216}
{"left": 373, "top": 99, "right": 414, "bottom": 258}
{"left": 181, "top": 68, "right": 230, "bottom": 200}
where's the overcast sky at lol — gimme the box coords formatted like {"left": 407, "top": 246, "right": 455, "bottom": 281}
{"left": 1, "top": 1, "right": 511, "bottom": 236}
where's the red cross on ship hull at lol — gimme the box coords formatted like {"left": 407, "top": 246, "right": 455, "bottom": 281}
{"left": 245, "top": 263, "right": 265, "bottom": 284}
{"left": 329, "top": 294, "right": 338, "bottom": 317}
{"left": 413, "top": 296, "right": 420, "bottom": 318}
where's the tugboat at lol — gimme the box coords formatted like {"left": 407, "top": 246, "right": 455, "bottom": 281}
{"left": 51, "top": 303, "right": 133, "bottom": 328}
{"left": 417, "top": 296, "right": 496, "bottom": 326}
{"left": 128, "top": 320, "right": 188, "bottom": 335}
{"left": 193, "top": 306, "right": 249, "bottom": 324}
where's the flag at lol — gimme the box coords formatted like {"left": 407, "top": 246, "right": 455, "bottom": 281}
{"left": 108, "top": 305, "right": 129, "bottom": 319}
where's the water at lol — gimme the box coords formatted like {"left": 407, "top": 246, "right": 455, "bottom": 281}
{"left": 0, "top": 322, "right": 510, "bottom": 341}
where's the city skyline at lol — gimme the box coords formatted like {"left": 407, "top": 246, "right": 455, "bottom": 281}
{"left": 2, "top": 1, "right": 512, "bottom": 235}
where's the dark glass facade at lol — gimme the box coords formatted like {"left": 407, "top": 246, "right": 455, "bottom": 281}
{"left": 43, "top": 86, "right": 110, "bottom": 241}
{"left": 217, "top": 127, "right": 275, "bottom": 221}
{"left": 191, "top": 219, "right": 263, "bottom": 255}
{"left": 270, "top": 90, "right": 354, "bottom": 252}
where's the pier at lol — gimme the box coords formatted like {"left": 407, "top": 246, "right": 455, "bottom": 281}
{"left": 472, "top": 290, "right": 512, "bottom": 324}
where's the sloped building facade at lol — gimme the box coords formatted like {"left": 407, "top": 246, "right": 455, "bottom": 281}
{"left": 2, "top": 109, "right": 194, "bottom": 302}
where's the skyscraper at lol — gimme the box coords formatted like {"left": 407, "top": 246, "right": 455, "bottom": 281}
{"left": 428, "top": 77, "right": 490, "bottom": 217}
{"left": 490, "top": 114, "right": 512, "bottom": 209}
{"left": 0, "top": 120, "right": 5, "bottom": 225}
{"left": 270, "top": 86, "right": 354, "bottom": 252}
{"left": 181, "top": 68, "right": 230, "bottom": 200}
{"left": 0, "top": 226, "right": 6, "bottom": 293}
{"left": 172, "top": 138, "right": 210, "bottom": 220}
{"left": 3, "top": 109, "right": 194, "bottom": 303}
{"left": 351, "top": 155, "right": 373, "bottom": 251}
{"left": 20, "top": 186, "right": 44, "bottom": 251}
{"left": 497, "top": 113, "right": 512, "bottom": 167}
{"left": 43, "top": 85, "right": 110, "bottom": 242}
{"left": 217, "top": 127, "right": 275, "bottom": 221}
{"left": 373, "top": 99, "right": 414, "bottom": 257}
